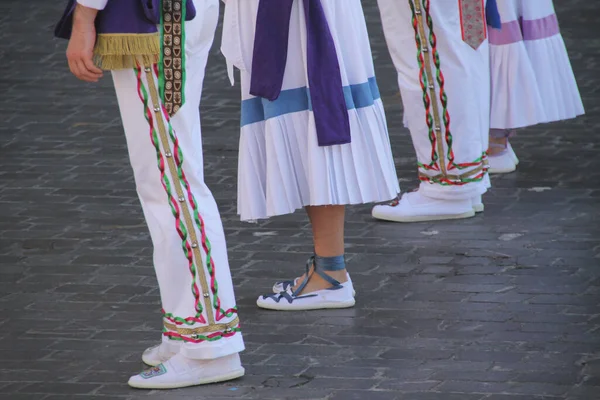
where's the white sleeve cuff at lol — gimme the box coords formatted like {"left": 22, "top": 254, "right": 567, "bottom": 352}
{"left": 77, "top": 0, "right": 109, "bottom": 10}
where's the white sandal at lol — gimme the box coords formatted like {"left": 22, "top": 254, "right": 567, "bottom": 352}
{"left": 257, "top": 256, "right": 355, "bottom": 311}
{"left": 272, "top": 273, "right": 356, "bottom": 297}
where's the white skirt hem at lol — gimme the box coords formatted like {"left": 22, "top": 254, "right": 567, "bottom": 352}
{"left": 490, "top": 34, "right": 584, "bottom": 129}
{"left": 237, "top": 100, "right": 400, "bottom": 222}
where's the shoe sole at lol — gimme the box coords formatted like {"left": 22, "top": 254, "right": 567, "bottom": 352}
{"left": 472, "top": 204, "right": 484, "bottom": 213}
{"left": 256, "top": 298, "right": 356, "bottom": 311}
{"left": 372, "top": 210, "right": 475, "bottom": 223}
{"left": 128, "top": 367, "right": 245, "bottom": 390}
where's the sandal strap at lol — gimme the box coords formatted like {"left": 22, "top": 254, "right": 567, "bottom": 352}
{"left": 291, "top": 256, "right": 315, "bottom": 296}
{"left": 314, "top": 269, "right": 341, "bottom": 288}
{"left": 291, "top": 255, "right": 345, "bottom": 296}
{"left": 314, "top": 254, "right": 344, "bottom": 287}
{"left": 260, "top": 291, "right": 318, "bottom": 304}
{"left": 315, "top": 254, "right": 345, "bottom": 271}
{"left": 275, "top": 279, "right": 296, "bottom": 291}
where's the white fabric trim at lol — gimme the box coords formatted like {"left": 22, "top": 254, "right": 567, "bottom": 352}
{"left": 77, "top": 0, "right": 108, "bottom": 10}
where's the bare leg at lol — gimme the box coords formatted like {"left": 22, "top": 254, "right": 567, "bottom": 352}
{"left": 307, "top": 205, "right": 345, "bottom": 256}
{"left": 488, "top": 129, "right": 515, "bottom": 155}
{"left": 292, "top": 205, "right": 348, "bottom": 294}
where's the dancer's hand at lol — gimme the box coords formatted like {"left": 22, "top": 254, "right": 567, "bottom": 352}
{"left": 66, "top": 4, "right": 103, "bottom": 82}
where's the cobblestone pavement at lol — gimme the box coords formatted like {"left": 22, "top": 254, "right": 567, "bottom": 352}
{"left": 1, "top": 1, "right": 599, "bottom": 400}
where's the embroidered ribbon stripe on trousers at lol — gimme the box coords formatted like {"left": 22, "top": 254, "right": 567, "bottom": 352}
{"left": 409, "top": 0, "right": 487, "bottom": 186}
{"left": 134, "top": 64, "right": 239, "bottom": 343}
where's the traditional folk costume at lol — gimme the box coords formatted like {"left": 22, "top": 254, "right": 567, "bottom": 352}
{"left": 487, "top": 0, "right": 585, "bottom": 173}
{"left": 372, "top": 0, "right": 493, "bottom": 223}
{"left": 55, "top": 0, "right": 244, "bottom": 389}
{"left": 221, "top": 0, "right": 399, "bottom": 310}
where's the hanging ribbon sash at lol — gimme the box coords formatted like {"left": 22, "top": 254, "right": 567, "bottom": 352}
{"left": 249, "top": 0, "right": 351, "bottom": 147}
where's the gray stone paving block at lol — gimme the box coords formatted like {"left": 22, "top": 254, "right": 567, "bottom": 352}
{"left": 18, "top": 383, "right": 101, "bottom": 395}
{"left": 376, "top": 381, "right": 441, "bottom": 391}
{"left": 469, "top": 292, "right": 534, "bottom": 303}
{"left": 303, "top": 366, "right": 378, "bottom": 379}
{"left": 47, "top": 396, "right": 132, "bottom": 400}
{"left": 484, "top": 396, "right": 563, "bottom": 400}
{"left": 398, "top": 394, "right": 485, "bottom": 400}
{"left": 455, "top": 350, "right": 526, "bottom": 363}
{"left": 0, "top": 395, "right": 52, "bottom": 400}
{"left": 330, "top": 390, "right": 401, "bottom": 400}
{"left": 380, "top": 349, "right": 454, "bottom": 361}
{"left": 0, "top": 383, "right": 32, "bottom": 396}
{"left": 240, "top": 388, "right": 333, "bottom": 399}
{"left": 142, "top": 385, "right": 255, "bottom": 400}
{"left": 566, "top": 384, "right": 600, "bottom": 399}
{"left": 435, "top": 381, "right": 571, "bottom": 396}
{"left": 243, "top": 333, "right": 308, "bottom": 345}
{"left": 513, "top": 372, "right": 582, "bottom": 386}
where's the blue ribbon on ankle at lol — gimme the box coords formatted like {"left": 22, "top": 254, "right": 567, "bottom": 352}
{"left": 315, "top": 254, "right": 345, "bottom": 271}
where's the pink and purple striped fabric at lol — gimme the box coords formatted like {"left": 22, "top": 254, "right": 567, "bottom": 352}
{"left": 489, "top": 14, "right": 560, "bottom": 45}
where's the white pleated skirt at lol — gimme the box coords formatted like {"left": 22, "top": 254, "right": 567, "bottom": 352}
{"left": 489, "top": 0, "right": 584, "bottom": 129}
{"left": 222, "top": 0, "right": 399, "bottom": 221}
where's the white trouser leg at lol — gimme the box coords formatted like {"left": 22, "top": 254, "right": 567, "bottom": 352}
{"left": 111, "top": 0, "right": 244, "bottom": 360}
{"left": 378, "top": 0, "right": 490, "bottom": 200}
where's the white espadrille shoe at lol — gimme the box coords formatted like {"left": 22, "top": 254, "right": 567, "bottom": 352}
{"left": 507, "top": 141, "right": 519, "bottom": 165}
{"left": 257, "top": 285, "right": 355, "bottom": 311}
{"left": 258, "top": 256, "right": 355, "bottom": 311}
{"left": 273, "top": 273, "right": 356, "bottom": 297}
{"left": 488, "top": 150, "right": 516, "bottom": 174}
{"left": 372, "top": 191, "right": 475, "bottom": 223}
{"left": 128, "top": 353, "right": 244, "bottom": 389}
{"left": 471, "top": 195, "right": 484, "bottom": 213}
{"left": 141, "top": 343, "right": 178, "bottom": 367}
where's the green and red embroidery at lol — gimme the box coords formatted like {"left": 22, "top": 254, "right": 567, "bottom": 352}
{"left": 423, "top": 0, "right": 487, "bottom": 174}
{"left": 135, "top": 63, "right": 239, "bottom": 337}
{"left": 163, "top": 324, "right": 242, "bottom": 344}
{"left": 133, "top": 1, "right": 239, "bottom": 338}
{"left": 136, "top": 65, "right": 207, "bottom": 325}
{"left": 153, "top": 64, "right": 237, "bottom": 322}
{"left": 409, "top": 0, "right": 487, "bottom": 186}
{"left": 410, "top": 0, "right": 440, "bottom": 173}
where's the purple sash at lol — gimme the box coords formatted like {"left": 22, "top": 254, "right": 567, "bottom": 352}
{"left": 486, "top": 0, "right": 501, "bottom": 29}
{"left": 54, "top": 0, "right": 196, "bottom": 39}
{"left": 250, "top": 0, "right": 351, "bottom": 147}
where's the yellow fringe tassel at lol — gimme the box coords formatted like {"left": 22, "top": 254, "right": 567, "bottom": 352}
{"left": 93, "top": 33, "right": 160, "bottom": 70}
